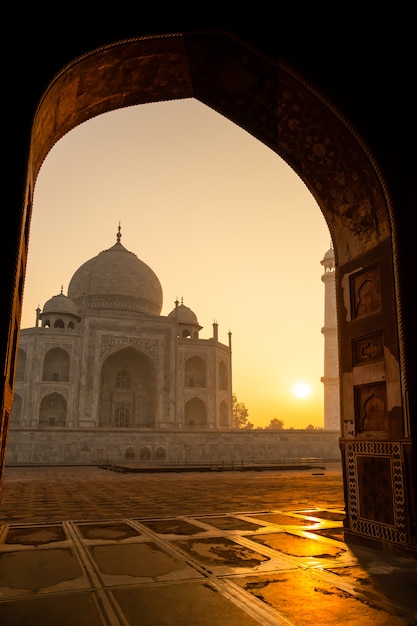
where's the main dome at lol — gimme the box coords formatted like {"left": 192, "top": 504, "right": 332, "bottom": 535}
{"left": 68, "top": 233, "right": 163, "bottom": 316}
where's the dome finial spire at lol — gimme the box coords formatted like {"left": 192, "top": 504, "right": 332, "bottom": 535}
{"left": 116, "top": 222, "right": 122, "bottom": 244}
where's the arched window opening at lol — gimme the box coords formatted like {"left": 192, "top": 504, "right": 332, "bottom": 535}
{"left": 185, "top": 356, "right": 206, "bottom": 388}
{"left": 125, "top": 446, "right": 135, "bottom": 460}
{"left": 219, "top": 361, "right": 228, "bottom": 391}
{"left": 155, "top": 446, "right": 166, "bottom": 460}
{"left": 219, "top": 400, "right": 229, "bottom": 426}
{"left": 184, "top": 397, "right": 207, "bottom": 428}
{"left": 54, "top": 319, "right": 65, "bottom": 328}
{"left": 15, "top": 349, "right": 27, "bottom": 382}
{"left": 140, "top": 447, "right": 151, "bottom": 460}
{"left": 42, "top": 347, "right": 70, "bottom": 382}
{"left": 116, "top": 370, "right": 131, "bottom": 389}
{"left": 39, "top": 392, "right": 67, "bottom": 427}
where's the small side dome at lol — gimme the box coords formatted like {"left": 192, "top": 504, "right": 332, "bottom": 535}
{"left": 168, "top": 302, "right": 199, "bottom": 324}
{"left": 168, "top": 299, "right": 203, "bottom": 338}
{"left": 39, "top": 289, "right": 81, "bottom": 329}
{"left": 321, "top": 245, "right": 335, "bottom": 272}
{"left": 323, "top": 247, "right": 335, "bottom": 261}
{"left": 42, "top": 291, "right": 79, "bottom": 316}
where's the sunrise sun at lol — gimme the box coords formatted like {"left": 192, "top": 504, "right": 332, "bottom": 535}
{"left": 292, "top": 382, "right": 312, "bottom": 398}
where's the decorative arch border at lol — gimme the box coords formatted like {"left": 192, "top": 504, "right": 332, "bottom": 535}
{"left": 14, "top": 30, "right": 412, "bottom": 551}
{"left": 29, "top": 33, "right": 393, "bottom": 259}
{"left": 100, "top": 335, "right": 160, "bottom": 364}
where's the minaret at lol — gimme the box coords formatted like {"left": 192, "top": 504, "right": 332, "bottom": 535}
{"left": 320, "top": 244, "right": 340, "bottom": 431}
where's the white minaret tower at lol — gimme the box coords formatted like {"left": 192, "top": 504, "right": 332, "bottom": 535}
{"left": 320, "top": 244, "right": 340, "bottom": 431}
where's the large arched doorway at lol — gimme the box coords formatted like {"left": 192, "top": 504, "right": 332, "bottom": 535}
{"left": 99, "top": 347, "right": 157, "bottom": 427}
{"left": 2, "top": 31, "right": 415, "bottom": 556}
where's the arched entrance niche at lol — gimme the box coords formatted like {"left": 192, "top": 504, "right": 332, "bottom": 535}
{"left": 99, "top": 346, "right": 157, "bottom": 428}
{"left": 42, "top": 347, "right": 70, "bottom": 382}
{"left": 184, "top": 397, "right": 207, "bottom": 428}
{"left": 11, "top": 32, "right": 415, "bottom": 556}
{"left": 39, "top": 392, "right": 67, "bottom": 427}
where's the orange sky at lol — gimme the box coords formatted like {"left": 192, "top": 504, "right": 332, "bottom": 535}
{"left": 23, "top": 99, "right": 331, "bottom": 429}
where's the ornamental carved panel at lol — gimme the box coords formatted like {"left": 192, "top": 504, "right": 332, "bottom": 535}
{"left": 352, "top": 332, "right": 384, "bottom": 366}
{"left": 354, "top": 382, "right": 387, "bottom": 436}
{"left": 100, "top": 335, "right": 159, "bottom": 363}
{"left": 346, "top": 441, "right": 407, "bottom": 545}
{"left": 350, "top": 265, "right": 382, "bottom": 320}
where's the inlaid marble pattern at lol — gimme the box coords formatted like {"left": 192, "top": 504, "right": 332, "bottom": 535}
{"left": 346, "top": 441, "right": 408, "bottom": 545}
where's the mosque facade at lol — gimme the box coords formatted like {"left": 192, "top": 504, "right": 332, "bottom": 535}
{"left": 7, "top": 233, "right": 340, "bottom": 466}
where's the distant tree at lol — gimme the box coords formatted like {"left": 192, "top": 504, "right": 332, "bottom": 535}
{"left": 232, "top": 393, "right": 254, "bottom": 429}
{"left": 305, "top": 424, "right": 315, "bottom": 430}
{"left": 266, "top": 418, "right": 284, "bottom": 429}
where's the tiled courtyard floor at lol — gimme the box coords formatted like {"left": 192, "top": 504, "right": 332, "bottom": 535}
{"left": 0, "top": 463, "right": 416, "bottom": 625}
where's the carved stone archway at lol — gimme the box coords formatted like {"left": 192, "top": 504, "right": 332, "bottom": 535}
{"left": 3, "top": 32, "right": 415, "bottom": 556}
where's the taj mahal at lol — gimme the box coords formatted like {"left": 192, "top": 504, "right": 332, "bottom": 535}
{"left": 7, "top": 227, "right": 339, "bottom": 465}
